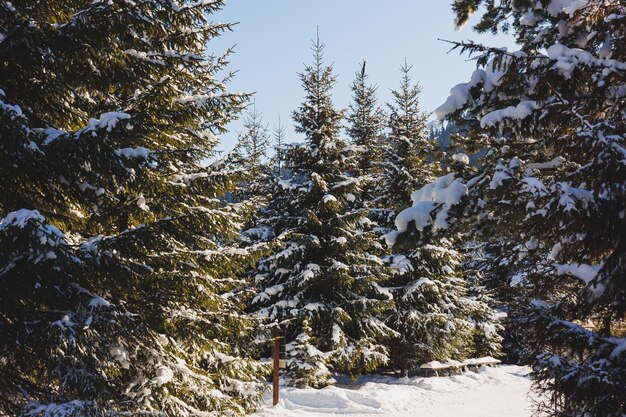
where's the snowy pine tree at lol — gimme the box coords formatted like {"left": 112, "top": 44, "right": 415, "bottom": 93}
{"left": 251, "top": 33, "right": 395, "bottom": 385}
{"left": 228, "top": 103, "right": 273, "bottom": 202}
{"left": 271, "top": 115, "right": 288, "bottom": 177}
{"left": 384, "top": 173, "right": 502, "bottom": 376}
{"left": 284, "top": 318, "right": 333, "bottom": 388}
{"left": 0, "top": 1, "right": 267, "bottom": 416}
{"left": 345, "top": 61, "right": 385, "bottom": 182}
{"left": 378, "top": 61, "right": 435, "bottom": 218}
{"left": 438, "top": 0, "right": 626, "bottom": 415}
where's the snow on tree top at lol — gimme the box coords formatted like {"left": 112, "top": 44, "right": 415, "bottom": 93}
{"left": 0, "top": 209, "right": 45, "bottom": 230}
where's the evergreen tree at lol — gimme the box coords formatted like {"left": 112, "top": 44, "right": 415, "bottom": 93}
{"left": 284, "top": 318, "right": 333, "bottom": 388}
{"left": 251, "top": 33, "right": 395, "bottom": 385}
{"left": 271, "top": 115, "right": 288, "bottom": 177}
{"left": 0, "top": 1, "right": 267, "bottom": 416}
{"left": 228, "top": 103, "right": 273, "bottom": 201}
{"left": 384, "top": 173, "right": 502, "bottom": 376}
{"left": 345, "top": 61, "right": 385, "bottom": 181}
{"left": 378, "top": 61, "right": 435, "bottom": 218}
{"left": 439, "top": 1, "right": 626, "bottom": 415}
{"left": 232, "top": 103, "right": 271, "bottom": 178}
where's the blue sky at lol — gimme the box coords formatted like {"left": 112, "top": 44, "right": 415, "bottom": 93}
{"left": 211, "top": 1, "right": 516, "bottom": 151}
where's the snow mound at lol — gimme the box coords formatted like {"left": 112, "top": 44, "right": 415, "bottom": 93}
{"left": 281, "top": 387, "right": 383, "bottom": 414}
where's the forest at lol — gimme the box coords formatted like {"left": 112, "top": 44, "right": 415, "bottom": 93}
{"left": 0, "top": 0, "right": 624, "bottom": 416}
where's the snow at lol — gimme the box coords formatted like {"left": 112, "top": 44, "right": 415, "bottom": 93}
{"left": 547, "top": 0, "right": 589, "bottom": 17}
{"left": 22, "top": 400, "right": 92, "bottom": 417}
{"left": 253, "top": 365, "right": 535, "bottom": 417}
{"left": 520, "top": 11, "right": 540, "bottom": 26}
{"left": 323, "top": 194, "right": 338, "bottom": 204}
{"left": 109, "top": 345, "right": 131, "bottom": 369}
{"left": 525, "top": 156, "right": 565, "bottom": 175}
{"left": 410, "top": 174, "right": 467, "bottom": 207}
{"left": 480, "top": 101, "right": 537, "bottom": 128}
{"left": 434, "top": 69, "right": 485, "bottom": 118}
{"left": 386, "top": 174, "right": 467, "bottom": 245}
{"left": 510, "top": 273, "right": 525, "bottom": 286}
{"left": 42, "top": 112, "right": 131, "bottom": 144}
{"left": 88, "top": 296, "right": 111, "bottom": 309}
{"left": 451, "top": 153, "right": 469, "bottom": 165}
{"left": 546, "top": 44, "right": 626, "bottom": 79}
{"left": 115, "top": 147, "right": 150, "bottom": 159}
{"left": 0, "top": 209, "right": 45, "bottom": 230}
{"left": 176, "top": 93, "right": 216, "bottom": 107}
{"left": 554, "top": 262, "right": 604, "bottom": 298}
{"left": 85, "top": 112, "right": 131, "bottom": 133}
{"left": 419, "top": 360, "right": 445, "bottom": 369}
{"left": 393, "top": 203, "right": 435, "bottom": 233}
{"left": 610, "top": 337, "right": 626, "bottom": 358}
{"left": 152, "top": 365, "right": 174, "bottom": 386}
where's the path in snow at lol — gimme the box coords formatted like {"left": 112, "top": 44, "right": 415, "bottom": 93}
{"left": 254, "top": 365, "right": 536, "bottom": 417}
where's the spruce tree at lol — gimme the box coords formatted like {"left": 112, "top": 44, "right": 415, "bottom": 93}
{"left": 384, "top": 173, "right": 502, "bottom": 376}
{"left": 271, "top": 115, "right": 288, "bottom": 177}
{"left": 378, "top": 61, "right": 435, "bottom": 218}
{"left": 345, "top": 61, "right": 385, "bottom": 181}
{"left": 439, "top": 1, "right": 626, "bottom": 415}
{"left": 0, "top": 1, "right": 266, "bottom": 416}
{"left": 251, "top": 33, "right": 395, "bottom": 385}
{"left": 232, "top": 103, "right": 271, "bottom": 178}
{"left": 228, "top": 103, "right": 273, "bottom": 202}
{"left": 284, "top": 318, "right": 333, "bottom": 388}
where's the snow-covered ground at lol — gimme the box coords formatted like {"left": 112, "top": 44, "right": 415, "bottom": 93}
{"left": 254, "top": 365, "right": 536, "bottom": 417}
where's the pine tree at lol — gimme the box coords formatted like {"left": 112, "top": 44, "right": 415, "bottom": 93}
{"left": 284, "top": 318, "right": 333, "bottom": 388}
{"left": 439, "top": 1, "right": 626, "bottom": 415}
{"left": 378, "top": 61, "right": 435, "bottom": 218}
{"left": 384, "top": 173, "right": 502, "bottom": 376}
{"left": 345, "top": 61, "right": 385, "bottom": 181}
{"left": 228, "top": 103, "right": 273, "bottom": 201}
{"left": 232, "top": 103, "right": 271, "bottom": 178}
{"left": 251, "top": 32, "right": 395, "bottom": 385}
{"left": 0, "top": 1, "right": 267, "bottom": 416}
{"left": 271, "top": 115, "right": 288, "bottom": 177}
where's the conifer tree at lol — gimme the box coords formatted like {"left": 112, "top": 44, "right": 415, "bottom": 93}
{"left": 251, "top": 33, "right": 395, "bottom": 385}
{"left": 345, "top": 61, "right": 385, "bottom": 181}
{"left": 284, "top": 318, "right": 333, "bottom": 388}
{"left": 384, "top": 173, "right": 502, "bottom": 376}
{"left": 228, "top": 103, "right": 273, "bottom": 202}
{"left": 378, "top": 61, "right": 435, "bottom": 218}
{"left": 271, "top": 115, "right": 288, "bottom": 177}
{"left": 439, "top": 1, "right": 626, "bottom": 415}
{"left": 0, "top": 1, "right": 266, "bottom": 416}
{"left": 232, "top": 103, "right": 271, "bottom": 178}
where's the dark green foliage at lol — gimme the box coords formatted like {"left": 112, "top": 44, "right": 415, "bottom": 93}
{"left": 0, "top": 1, "right": 267, "bottom": 415}
{"left": 378, "top": 61, "right": 435, "bottom": 218}
{"left": 345, "top": 61, "right": 385, "bottom": 180}
{"left": 440, "top": 1, "right": 626, "bottom": 415}
{"left": 251, "top": 34, "right": 395, "bottom": 386}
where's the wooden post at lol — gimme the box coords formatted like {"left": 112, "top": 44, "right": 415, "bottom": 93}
{"left": 272, "top": 326, "right": 280, "bottom": 406}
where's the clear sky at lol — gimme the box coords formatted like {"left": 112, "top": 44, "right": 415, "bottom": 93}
{"left": 210, "top": 1, "right": 516, "bottom": 152}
